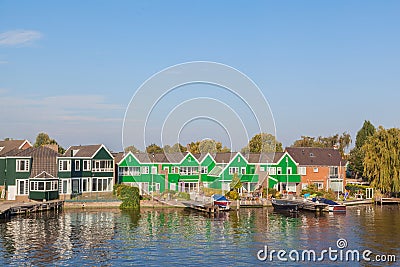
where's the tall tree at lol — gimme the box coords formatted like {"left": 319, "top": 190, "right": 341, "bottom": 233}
{"left": 348, "top": 121, "right": 376, "bottom": 178}
{"left": 291, "top": 132, "right": 351, "bottom": 157}
{"left": 34, "top": 132, "right": 65, "bottom": 154}
{"left": 146, "top": 143, "right": 163, "bottom": 154}
{"left": 124, "top": 145, "right": 142, "bottom": 154}
{"left": 241, "top": 133, "right": 283, "bottom": 153}
{"left": 362, "top": 127, "right": 400, "bottom": 193}
{"left": 163, "top": 143, "right": 186, "bottom": 153}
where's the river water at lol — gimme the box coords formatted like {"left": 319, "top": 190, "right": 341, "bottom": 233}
{"left": 0, "top": 205, "right": 399, "bottom": 266}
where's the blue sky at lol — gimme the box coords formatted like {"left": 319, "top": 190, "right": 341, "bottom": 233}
{"left": 0, "top": 1, "right": 399, "bottom": 152}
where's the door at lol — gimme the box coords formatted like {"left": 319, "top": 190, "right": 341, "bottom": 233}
{"left": 8, "top": 185, "right": 17, "bottom": 200}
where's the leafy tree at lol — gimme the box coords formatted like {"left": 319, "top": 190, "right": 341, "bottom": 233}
{"left": 291, "top": 132, "right": 351, "bottom": 157}
{"left": 34, "top": 132, "right": 65, "bottom": 154}
{"left": 362, "top": 127, "right": 400, "bottom": 193}
{"left": 188, "top": 140, "right": 230, "bottom": 154}
{"left": 241, "top": 133, "right": 283, "bottom": 153}
{"left": 124, "top": 145, "right": 142, "bottom": 154}
{"left": 4, "top": 137, "right": 13, "bottom": 141}
{"left": 188, "top": 141, "right": 200, "bottom": 154}
{"left": 146, "top": 143, "right": 163, "bottom": 154}
{"left": 348, "top": 121, "right": 376, "bottom": 178}
{"left": 164, "top": 143, "right": 186, "bottom": 153}
{"left": 227, "top": 173, "right": 242, "bottom": 200}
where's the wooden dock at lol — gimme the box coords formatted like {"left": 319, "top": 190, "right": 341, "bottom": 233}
{"left": 375, "top": 197, "right": 400, "bottom": 205}
{"left": 0, "top": 200, "right": 64, "bottom": 219}
{"left": 182, "top": 200, "right": 221, "bottom": 213}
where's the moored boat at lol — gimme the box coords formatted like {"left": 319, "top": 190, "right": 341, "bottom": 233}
{"left": 312, "top": 197, "right": 346, "bottom": 212}
{"left": 271, "top": 199, "right": 300, "bottom": 213}
{"left": 212, "top": 194, "right": 231, "bottom": 211}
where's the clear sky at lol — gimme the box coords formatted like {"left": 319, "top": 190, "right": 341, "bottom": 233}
{"left": 0, "top": 1, "right": 399, "bottom": 152}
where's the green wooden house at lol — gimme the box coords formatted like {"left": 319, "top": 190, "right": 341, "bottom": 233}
{"left": 58, "top": 144, "right": 114, "bottom": 198}
{"left": 0, "top": 140, "right": 33, "bottom": 200}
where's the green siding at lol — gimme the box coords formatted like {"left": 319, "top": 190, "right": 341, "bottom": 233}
{"left": 93, "top": 147, "right": 113, "bottom": 160}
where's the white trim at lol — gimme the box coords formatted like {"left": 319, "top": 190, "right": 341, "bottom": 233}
{"left": 199, "top": 152, "right": 216, "bottom": 164}
{"left": 16, "top": 159, "right": 30, "bottom": 172}
{"left": 33, "top": 171, "right": 56, "bottom": 179}
{"left": 269, "top": 176, "right": 278, "bottom": 182}
{"left": 276, "top": 151, "right": 298, "bottom": 166}
{"left": 18, "top": 140, "right": 32, "bottom": 149}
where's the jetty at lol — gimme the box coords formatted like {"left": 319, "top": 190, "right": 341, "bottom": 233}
{"left": 375, "top": 197, "right": 400, "bottom": 205}
{"left": 0, "top": 200, "right": 64, "bottom": 219}
{"left": 182, "top": 200, "right": 222, "bottom": 213}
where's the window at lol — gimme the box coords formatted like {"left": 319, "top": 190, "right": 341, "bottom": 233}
{"left": 82, "top": 178, "right": 88, "bottom": 192}
{"left": 302, "top": 183, "right": 308, "bottom": 190}
{"left": 151, "top": 166, "right": 157, "bottom": 174}
{"left": 201, "top": 166, "right": 208, "bottom": 174}
{"left": 92, "top": 160, "right": 113, "bottom": 172}
{"left": 260, "top": 166, "right": 265, "bottom": 172}
{"left": 314, "top": 182, "right": 324, "bottom": 190}
{"left": 229, "top": 167, "right": 239, "bottom": 175}
{"left": 277, "top": 167, "right": 282, "bottom": 175}
{"left": 241, "top": 167, "right": 246, "bottom": 175}
{"left": 91, "top": 177, "right": 112, "bottom": 192}
{"left": 16, "top": 159, "right": 30, "bottom": 172}
{"left": 75, "top": 160, "right": 80, "bottom": 171}
{"left": 298, "top": 167, "right": 307, "bottom": 175}
{"left": 268, "top": 167, "right": 276, "bottom": 175}
{"left": 30, "top": 181, "right": 57, "bottom": 192}
{"left": 17, "top": 180, "right": 29, "bottom": 195}
{"left": 238, "top": 157, "right": 240, "bottom": 162}
{"left": 313, "top": 167, "right": 319, "bottom": 173}
{"left": 329, "top": 166, "right": 338, "bottom": 178}
{"left": 59, "top": 160, "right": 71, "bottom": 171}
{"left": 120, "top": 167, "right": 141, "bottom": 176}
{"left": 179, "top": 166, "right": 198, "bottom": 175}
{"left": 171, "top": 167, "right": 179, "bottom": 174}
{"left": 287, "top": 167, "right": 292, "bottom": 175}
{"left": 163, "top": 166, "right": 169, "bottom": 172}
{"left": 83, "top": 160, "right": 91, "bottom": 171}
{"left": 188, "top": 157, "right": 191, "bottom": 162}
{"left": 170, "top": 183, "right": 176, "bottom": 191}
{"left": 141, "top": 166, "right": 149, "bottom": 174}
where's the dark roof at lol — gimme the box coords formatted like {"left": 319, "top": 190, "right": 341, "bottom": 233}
{"left": 112, "top": 152, "right": 125, "bottom": 164}
{"left": 15, "top": 146, "right": 60, "bottom": 178}
{"left": 0, "top": 140, "right": 31, "bottom": 156}
{"left": 64, "top": 144, "right": 103, "bottom": 158}
{"left": 285, "top": 147, "right": 345, "bottom": 166}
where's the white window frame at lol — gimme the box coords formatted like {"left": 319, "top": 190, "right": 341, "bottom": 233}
{"left": 201, "top": 166, "right": 208, "bottom": 174}
{"left": 17, "top": 179, "right": 29, "bottom": 195}
{"left": 238, "top": 157, "right": 241, "bottom": 162}
{"left": 83, "top": 160, "right": 91, "bottom": 171}
{"left": 59, "top": 160, "right": 71, "bottom": 172}
{"left": 141, "top": 166, "right": 149, "bottom": 174}
{"left": 170, "top": 183, "right": 176, "bottom": 191}
{"left": 277, "top": 167, "right": 282, "bottom": 175}
{"left": 302, "top": 183, "right": 308, "bottom": 190}
{"left": 241, "top": 167, "right": 246, "bottom": 175}
{"left": 268, "top": 167, "right": 276, "bottom": 175}
{"left": 92, "top": 160, "right": 113, "bottom": 172}
{"left": 151, "top": 166, "right": 157, "bottom": 174}
{"left": 16, "top": 159, "right": 30, "bottom": 172}
{"left": 313, "top": 167, "right": 319, "bottom": 173}
{"left": 75, "top": 160, "right": 80, "bottom": 171}
{"left": 299, "top": 167, "right": 307, "bottom": 175}
{"left": 287, "top": 167, "right": 292, "bottom": 175}
{"left": 314, "top": 182, "right": 324, "bottom": 190}
{"left": 260, "top": 166, "right": 265, "bottom": 172}
{"left": 229, "top": 167, "right": 239, "bottom": 175}
{"left": 163, "top": 166, "right": 169, "bottom": 172}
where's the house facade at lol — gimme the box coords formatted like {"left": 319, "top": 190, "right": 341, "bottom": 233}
{"left": 285, "top": 147, "right": 346, "bottom": 192}
{"left": 0, "top": 140, "right": 33, "bottom": 200}
{"left": 58, "top": 144, "right": 114, "bottom": 199}
{"left": 117, "top": 151, "right": 302, "bottom": 196}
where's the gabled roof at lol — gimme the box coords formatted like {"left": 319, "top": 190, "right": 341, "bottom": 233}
{"left": 285, "top": 147, "right": 345, "bottom": 166}
{"left": 63, "top": 144, "right": 112, "bottom": 158}
{"left": 214, "top": 153, "right": 238, "bottom": 163}
{"left": 112, "top": 152, "right": 125, "bottom": 164}
{"left": 0, "top": 139, "right": 32, "bottom": 156}
{"left": 15, "top": 146, "right": 60, "bottom": 178}
{"left": 33, "top": 171, "right": 56, "bottom": 179}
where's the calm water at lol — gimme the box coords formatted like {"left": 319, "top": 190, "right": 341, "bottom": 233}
{"left": 0, "top": 205, "right": 399, "bottom": 266}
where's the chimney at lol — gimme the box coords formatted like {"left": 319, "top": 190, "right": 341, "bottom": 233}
{"left": 44, "top": 144, "right": 58, "bottom": 152}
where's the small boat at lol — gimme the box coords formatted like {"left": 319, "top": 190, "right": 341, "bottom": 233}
{"left": 271, "top": 199, "right": 300, "bottom": 213}
{"left": 312, "top": 197, "right": 346, "bottom": 212}
{"left": 212, "top": 194, "right": 231, "bottom": 211}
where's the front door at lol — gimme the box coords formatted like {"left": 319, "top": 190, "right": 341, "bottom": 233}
{"left": 7, "top": 185, "right": 16, "bottom": 200}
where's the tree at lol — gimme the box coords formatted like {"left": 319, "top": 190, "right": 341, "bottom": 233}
{"left": 124, "top": 145, "right": 142, "bottom": 154}
{"left": 34, "top": 132, "right": 65, "bottom": 154}
{"left": 362, "top": 127, "right": 400, "bottom": 193}
{"left": 291, "top": 132, "right": 351, "bottom": 157}
{"left": 227, "top": 173, "right": 242, "bottom": 200}
{"left": 188, "top": 141, "right": 200, "bottom": 154}
{"left": 163, "top": 143, "right": 186, "bottom": 153}
{"left": 241, "top": 133, "right": 283, "bottom": 153}
{"left": 146, "top": 143, "right": 163, "bottom": 154}
{"left": 348, "top": 121, "right": 376, "bottom": 178}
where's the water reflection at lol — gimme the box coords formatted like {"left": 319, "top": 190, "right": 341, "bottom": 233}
{"left": 0, "top": 206, "right": 398, "bottom": 266}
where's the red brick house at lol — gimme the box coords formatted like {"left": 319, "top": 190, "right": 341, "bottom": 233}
{"left": 285, "top": 147, "right": 346, "bottom": 192}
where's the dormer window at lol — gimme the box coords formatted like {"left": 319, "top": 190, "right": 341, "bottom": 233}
{"left": 310, "top": 153, "right": 314, "bottom": 157}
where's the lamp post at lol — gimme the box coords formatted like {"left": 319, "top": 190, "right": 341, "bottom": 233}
{"left": 286, "top": 156, "right": 289, "bottom": 198}
{"left": 152, "top": 152, "right": 155, "bottom": 207}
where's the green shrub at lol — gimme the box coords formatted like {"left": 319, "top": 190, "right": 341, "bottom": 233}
{"left": 225, "top": 190, "right": 239, "bottom": 200}
{"left": 114, "top": 184, "right": 140, "bottom": 210}
{"left": 177, "top": 192, "right": 190, "bottom": 200}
